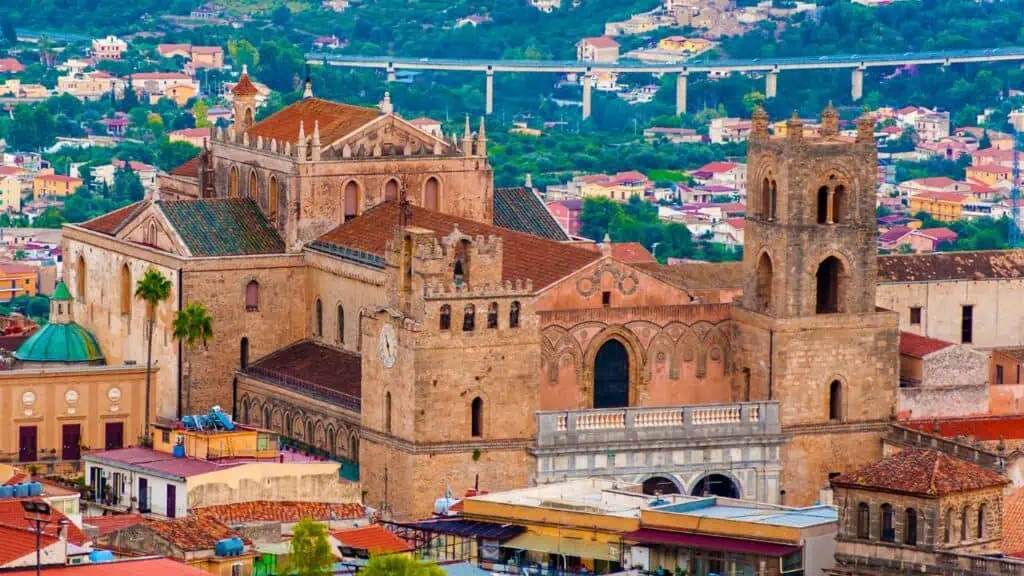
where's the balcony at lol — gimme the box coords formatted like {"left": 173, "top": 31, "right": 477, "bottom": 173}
{"left": 536, "top": 401, "right": 780, "bottom": 450}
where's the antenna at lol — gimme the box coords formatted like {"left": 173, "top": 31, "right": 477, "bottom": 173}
{"left": 1013, "top": 130, "right": 1021, "bottom": 248}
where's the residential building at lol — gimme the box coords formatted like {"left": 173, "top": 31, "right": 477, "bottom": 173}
{"left": 33, "top": 174, "right": 82, "bottom": 198}
{"left": 530, "top": 0, "right": 560, "bottom": 12}
{"left": 879, "top": 226, "right": 913, "bottom": 251}
{"left": 897, "top": 332, "right": 988, "bottom": 419}
{"left": 333, "top": 525, "right": 413, "bottom": 557}
{"left": 546, "top": 199, "right": 583, "bottom": 237}
{"left": 88, "top": 160, "right": 160, "bottom": 192}
{"left": 0, "top": 499, "right": 90, "bottom": 569}
{"left": 656, "top": 36, "right": 714, "bottom": 55}
{"left": 907, "top": 191, "right": 976, "bottom": 222}
{"left": 0, "top": 166, "right": 26, "bottom": 212}
{"left": 97, "top": 515, "right": 258, "bottom": 574}
{"left": 709, "top": 117, "right": 751, "bottom": 143}
{"left": 690, "top": 161, "right": 747, "bottom": 189}
{"left": 158, "top": 83, "right": 198, "bottom": 107}
{"left": 409, "top": 117, "right": 443, "bottom": 139}
{"left": 0, "top": 263, "right": 37, "bottom": 301}
{"left": 91, "top": 36, "right": 128, "bottom": 61}
{"left": 129, "top": 73, "right": 198, "bottom": 100}
{"left": 56, "top": 71, "right": 123, "bottom": 101}
{"left": 579, "top": 171, "right": 652, "bottom": 201}
{"left": 829, "top": 449, "right": 1012, "bottom": 575}
{"left": 909, "top": 227, "right": 958, "bottom": 253}
{"left": 190, "top": 46, "right": 224, "bottom": 69}
{"left": 0, "top": 58, "right": 25, "bottom": 74}
{"left": 916, "top": 136, "right": 976, "bottom": 161}
{"left": 956, "top": 127, "right": 1015, "bottom": 150}
{"left": 156, "top": 44, "right": 191, "bottom": 59}
{"left": 190, "top": 2, "right": 223, "bottom": 20}
{"left": 576, "top": 37, "right": 620, "bottom": 63}
{"left": 643, "top": 127, "right": 703, "bottom": 144}
{"left": 913, "top": 111, "right": 951, "bottom": 141}
{"left": 966, "top": 163, "right": 1013, "bottom": 187}
{"left": 169, "top": 127, "right": 212, "bottom": 148}
{"left": 971, "top": 147, "right": 1014, "bottom": 169}
{"left": 897, "top": 177, "right": 971, "bottom": 200}
{"left": 313, "top": 35, "right": 343, "bottom": 50}
{"left": 712, "top": 218, "right": 745, "bottom": 246}
{"left": 456, "top": 14, "right": 490, "bottom": 27}
{"left": 0, "top": 80, "right": 48, "bottom": 99}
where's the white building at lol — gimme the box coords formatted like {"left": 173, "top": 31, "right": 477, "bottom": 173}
{"left": 91, "top": 36, "right": 128, "bottom": 61}
{"left": 709, "top": 117, "right": 752, "bottom": 144}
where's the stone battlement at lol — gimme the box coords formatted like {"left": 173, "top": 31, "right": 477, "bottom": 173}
{"left": 424, "top": 278, "right": 533, "bottom": 299}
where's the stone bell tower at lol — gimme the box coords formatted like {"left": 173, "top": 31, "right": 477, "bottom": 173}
{"left": 732, "top": 105, "right": 898, "bottom": 507}
{"left": 231, "top": 65, "right": 259, "bottom": 133}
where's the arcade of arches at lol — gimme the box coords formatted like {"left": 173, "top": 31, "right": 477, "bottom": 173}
{"left": 236, "top": 391, "right": 360, "bottom": 463}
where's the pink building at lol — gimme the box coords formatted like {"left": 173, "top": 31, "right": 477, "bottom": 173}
{"left": 547, "top": 199, "right": 583, "bottom": 237}
{"left": 910, "top": 227, "right": 958, "bottom": 253}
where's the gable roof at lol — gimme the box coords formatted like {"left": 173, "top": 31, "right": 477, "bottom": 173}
{"left": 589, "top": 242, "right": 656, "bottom": 264}
{"left": 1, "top": 559, "right": 213, "bottom": 575}
{"left": 193, "top": 501, "right": 366, "bottom": 524}
{"left": 332, "top": 525, "right": 412, "bottom": 554}
{"left": 831, "top": 448, "right": 1008, "bottom": 497}
{"left": 245, "top": 97, "right": 380, "bottom": 145}
{"left": 169, "top": 154, "right": 201, "bottom": 178}
{"left": 145, "top": 515, "right": 242, "bottom": 551}
{"left": 84, "top": 514, "right": 149, "bottom": 537}
{"left": 0, "top": 524, "right": 59, "bottom": 566}
{"left": 899, "top": 331, "right": 954, "bottom": 359}
{"left": 877, "top": 250, "right": 1024, "bottom": 283}
{"left": 79, "top": 201, "right": 146, "bottom": 236}
{"left": 636, "top": 261, "right": 746, "bottom": 290}
{"left": 492, "top": 187, "right": 570, "bottom": 242}
{"left": 315, "top": 203, "right": 601, "bottom": 290}
{"left": 156, "top": 198, "right": 286, "bottom": 257}
{"left": 913, "top": 191, "right": 969, "bottom": 203}
{"left": 0, "top": 500, "right": 87, "bottom": 545}
{"left": 879, "top": 226, "right": 913, "bottom": 243}
{"left": 914, "top": 227, "right": 958, "bottom": 242}
{"left": 580, "top": 36, "right": 619, "bottom": 49}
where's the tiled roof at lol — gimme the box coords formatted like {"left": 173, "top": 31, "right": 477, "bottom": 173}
{"left": 245, "top": 97, "right": 380, "bottom": 145}
{"left": 915, "top": 227, "right": 958, "bottom": 242}
{"left": 316, "top": 202, "right": 601, "bottom": 290}
{"left": 636, "top": 261, "right": 746, "bottom": 290}
{"left": 84, "top": 514, "right": 148, "bottom": 537}
{"left": 0, "top": 264, "right": 35, "bottom": 275}
{"left": 831, "top": 448, "right": 1008, "bottom": 497}
{"left": 903, "top": 176, "right": 957, "bottom": 188}
{"left": 79, "top": 201, "right": 145, "bottom": 236}
{"left": 3, "top": 473, "right": 27, "bottom": 486}
{"left": 332, "top": 525, "right": 412, "bottom": 554}
{"left": 903, "top": 415, "right": 1024, "bottom": 441}
{"left": 971, "top": 163, "right": 1013, "bottom": 174}
{"left": 581, "top": 36, "right": 619, "bottom": 48}
{"left": 130, "top": 72, "right": 192, "bottom": 81}
{"left": 899, "top": 331, "right": 953, "bottom": 359}
{"left": 588, "top": 242, "right": 656, "bottom": 264}
{"left": 0, "top": 524, "right": 58, "bottom": 565}
{"left": 145, "top": 516, "right": 242, "bottom": 552}
{"left": 231, "top": 72, "right": 259, "bottom": 97}
{"left": 157, "top": 198, "right": 286, "bottom": 256}
{"left": 193, "top": 501, "right": 365, "bottom": 524}
{"left": 548, "top": 199, "right": 582, "bottom": 211}
{"left": 913, "top": 191, "right": 968, "bottom": 203}
{"left": 169, "top": 154, "right": 201, "bottom": 178}
{"left": 35, "top": 174, "right": 82, "bottom": 184}
{"left": 492, "top": 187, "right": 570, "bottom": 242}
{"left": 409, "top": 117, "right": 440, "bottom": 126}
{"left": 247, "top": 340, "right": 361, "bottom": 399}
{"left": 880, "top": 226, "right": 913, "bottom": 243}
{"left": 1004, "top": 488, "right": 1024, "bottom": 555}
{"left": 694, "top": 162, "right": 739, "bottom": 174}
{"left": 0, "top": 558, "right": 219, "bottom": 575}
{"left": 170, "top": 127, "right": 212, "bottom": 139}
{"left": 0, "top": 167, "right": 23, "bottom": 177}
{"left": 877, "top": 250, "right": 1024, "bottom": 283}
{"left": 0, "top": 500, "right": 88, "bottom": 545}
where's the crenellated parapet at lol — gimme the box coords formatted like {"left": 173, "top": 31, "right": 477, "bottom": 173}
{"left": 423, "top": 278, "right": 533, "bottom": 300}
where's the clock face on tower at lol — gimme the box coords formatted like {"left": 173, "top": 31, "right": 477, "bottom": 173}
{"left": 378, "top": 323, "right": 397, "bottom": 368}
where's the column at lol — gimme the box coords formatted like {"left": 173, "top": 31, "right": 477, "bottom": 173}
{"left": 765, "top": 71, "right": 777, "bottom": 99}
{"left": 386, "top": 63, "right": 396, "bottom": 83}
{"left": 485, "top": 68, "right": 494, "bottom": 116}
{"left": 582, "top": 74, "right": 592, "bottom": 120}
{"left": 676, "top": 71, "right": 688, "bottom": 116}
{"left": 851, "top": 67, "right": 864, "bottom": 102}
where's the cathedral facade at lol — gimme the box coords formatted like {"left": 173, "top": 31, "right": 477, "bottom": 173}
{"left": 62, "top": 72, "right": 897, "bottom": 519}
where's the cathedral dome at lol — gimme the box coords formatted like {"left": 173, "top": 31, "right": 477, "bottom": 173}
{"left": 13, "top": 281, "right": 104, "bottom": 364}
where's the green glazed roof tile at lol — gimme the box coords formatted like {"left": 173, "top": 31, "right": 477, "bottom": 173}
{"left": 14, "top": 322, "right": 105, "bottom": 363}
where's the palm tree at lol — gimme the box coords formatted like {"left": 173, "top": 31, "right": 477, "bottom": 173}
{"left": 173, "top": 302, "right": 214, "bottom": 415}
{"left": 135, "top": 268, "right": 172, "bottom": 445}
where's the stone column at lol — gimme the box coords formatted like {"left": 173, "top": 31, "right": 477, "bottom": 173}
{"left": 851, "top": 67, "right": 864, "bottom": 102}
{"left": 676, "top": 71, "right": 688, "bottom": 115}
{"left": 582, "top": 74, "right": 592, "bottom": 120}
{"left": 485, "top": 67, "right": 494, "bottom": 115}
{"left": 386, "top": 62, "right": 396, "bottom": 83}
{"left": 765, "top": 71, "right": 777, "bottom": 99}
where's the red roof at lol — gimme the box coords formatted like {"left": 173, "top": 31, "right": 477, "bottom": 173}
{"left": 171, "top": 127, "right": 212, "bottom": 139}
{"left": 899, "top": 331, "right": 954, "bottom": 359}
{"left": 879, "top": 226, "right": 913, "bottom": 243}
{"left": 913, "top": 191, "right": 968, "bottom": 203}
{"left": 608, "top": 170, "right": 648, "bottom": 185}
{"left": 145, "top": 516, "right": 244, "bottom": 551}
{"left": 157, "top": 43, "right": 191, "bottom": 55}
{"left": 588, "top": 242, "right": 656, "bottom": 264}
{"left": 695, "top": 161, "right": 740, "bottom": 174}
{"left": 35, "top": 174, "right": 82, "bottom": 184}
{"left": 831, "top": 448, "right": 1008, "bottom": 497}
{"left": 409, "top": 117, "right": 440, "bottom": 126}
{"left": 724, "top": 218, "right": 745, "bottom": 231}
{"left": 231, "top": 71, "right": 259, "bottom": 97}
{"left": 904, "top": 415, "right": 1024, "bottom": 441}
{"left": 0, "top": 525, "right": 58, "bottom": 566}
{"left": 169, "top": 155, "right": 201, "bottom": 178}
{"left": 130, "top": 72, "right": 192, "bottom": 81}
{"left": 1005, "top": 488, "right": 1024, "bottom": 555}
{"left": 904, "top": 176, "right": 957, "bottom": 189}
{"left": 0, "top": 500, "right": 88, "bottom": 545}
{"left": 0, "top": 59, "right": 25, "bottom": 73}
{"left": 972, "top": 148, "right": 1014, "bottom": 162}
{"left": 84, "top": 514, "right": 148, "bottom": 537}
{"left": 331, "top": 525, "right": 413, "bottom": 554}
{"left": 971, "top": 163, "right": 1013, "bottom": 175}
{"left": 112, "top": 159, "right": 156, "bottom": 172}
{"left": 581, "top": 36, "right": 619, "bottom": 49}
{"left": 915, "top": 227, "right": 958, "bottom": 242}
{"left": 0, "top": 167, "right": 23, "bottom": 177}
{"left": 2, "top": 557, "right": 212, "bottom": 575}
{"left": 79, "top": 201, "right": 144, "bottom": 235}
{"left": 191, "top": 46, "right": 222, "bottom": 55}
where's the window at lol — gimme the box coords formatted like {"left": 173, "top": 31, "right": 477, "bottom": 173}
{"left": 978, "top": 504, "right": 986, "bottom": 539}
{"left": 120, "top": 264, "right": 131, "bottom": 315}
{"left": 829, "top": 380, "right": 842, "bottom": 421}
{"left": 487, "top": 302, "right": 498, "bottom": 329}
{"left": 602, "top": 291, "right": 611, "bottom": 307}
{"left": 817, "top": 186, "right": 829, "bottom": 224}
{"left": 471, "top": 397, "right": 483, "bottom": 437}
{"left": 161, "top": 430, "right": 170, "bottom": 443}
{"left": 269, "top": 176, "right": 279, "bottom": 220}
{"left": 263, "top": 406, "right": 272, "bottom": 429}
{"left": 76, "top": 256, "right": 86, "bottom": 301}
{"left": 230, "top": 166, "right": 239, "bottom": 197}
{"left": 945, "top": 509, "right": 952, "bottom": 543}
{"left": 906, "top": 508, "right": 918, "bottom": 546}
{"left": 315, "top": 298, "right": 323, "bottom": 337}
{"left": 910, "top": 306, "right": 922, "bottom": 325}
{"left": 454, "top": 240, "right": 470, "bottom": 286}
{"left": 962, "top": 305, "right": 974, "bottom": 343}
{"left": 857, "top": 502, "right": 870, "bottom": 539}
{"left": 755, "top": 252, "right": 773, "bottom": 313}
{"left": 248, "top": 170, "right": 257, "bottom": 200}
{"left": 245, "top": 280, "right": 259, "bottom": 311}
{"left": 240, "top": 337, "right": 249, "bottom": 370}
{"left": 425, "top": 177, "right": 440, "bottom": 210}
{"left": 385, "top": 178, "right": 399, "bottom": 202}
{"left": 509, "top": 301, "right": 521, "bottom": 328}
{"left": 344, "top": 181, "right": 359, "bottom": 221}
{"left": 385, "top": 392, "right": 392, "bottom": 434}
{"left": 961, "top": 507, "right": 969, "bottom": 541}
{"left": 815, "top": 256, "right": 844, "bottom": 314}
{"left": 881, "top": 504, "right": 894, "bottom": 542}
{"left": 997, "top": 365, "right": 1004, "bottom": 385}
{"left": 832, "top": 185, "right": 845, "bottom": 223}
{"left": 463, "top": 304, "right": 475, "bottom": 332}
{"left": 440, "top": 304, "right": 451, "bottom": 331}
{"left": 306, "top": 420, "right": 315, "bottom": 445}
{"left": 232, "top": 563, "right": 242, "bottom": 576}
{"left": 337, "top": 304, "right": 345, "bottom": 343}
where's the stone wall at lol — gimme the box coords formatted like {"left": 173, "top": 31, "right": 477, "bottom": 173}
{"left": 186, "top": 462, "right": 360, "bottom": 509}
{"left": 898, "top": 385, "right": 989, "bottom": 420}
{"left": 783, "top": 429, "right": 888, "bottom": 508}
{"left": 304, "top": 249, "right": 386, "bottom": 353}
{"left": 923, "top": 345, "right": 988, "bottom": 388}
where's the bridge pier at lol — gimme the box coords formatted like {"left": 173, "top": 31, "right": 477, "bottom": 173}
{"left": 766, "top": 71, "right": 777, "bottom": 99}
{"left": 485, "top": 68, "right": 494, "bottom": 115}
{"left": 851, "top": 67, "right": 864, "bottom": 102}
{"left": 386, "top": 63, "right": 396, "bottom": 83}
{"left": 582, "top": 74, "right": 592, "bottom": 120}
{"left": 676, "top": 72, "right": 688, "bottom": 115}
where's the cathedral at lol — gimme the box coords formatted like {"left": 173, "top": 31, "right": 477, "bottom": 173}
{"left": 61, "top": 70, "right": 898, "bottom": 519}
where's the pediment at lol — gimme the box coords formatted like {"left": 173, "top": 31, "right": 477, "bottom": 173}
{"left": 116, "top": 203, "right": 189, "bottom": 257}
{"left": 325, "top": 114, "right": 450, "bottom": 159}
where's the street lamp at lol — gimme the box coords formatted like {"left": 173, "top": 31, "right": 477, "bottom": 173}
{"left": 20, "top": 500, "right": 52, "bottom": 576}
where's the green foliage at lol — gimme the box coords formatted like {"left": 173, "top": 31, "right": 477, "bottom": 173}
{"left": 135, "top": 269, "right": 172, "bottom": 318}
{"left": 271, "top": 5, "right": 292, "bottom": 27}
{"left": 646, "top": 169, "right": 689, "bottom": 183}
{"left": 289, "top": 517, "right": 334, "bottom": 576}
{"left": 361, "top": 554, "right": 446, "bottom": 576}
{"left": 173, "top": 302, "right": 214, "bottom": 352}
{"left": 896, "top": 156, "right": 970, "bottom": 183}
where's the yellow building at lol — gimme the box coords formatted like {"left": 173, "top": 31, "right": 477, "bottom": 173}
{"left": 0, "top": 166, "right": 26, "bottom": 212}
{"left": 191, "top": 46, "right": 224, "bottom": 69}
{"left": 657, "top": 36, "right": 714, "bottom": 54}
{"left": 908, "top": 191, "right": 977, "bottom": 222}
{"left": 0, "top": 263, "right": 37, "bottom": 301}
{"left": 33, "top": 174, "right": 82, "bottom": 199}
{"left": 154, "top": 83, "right": 199, "bottom": 107}
{"left": 151, "top": 414, "right": 278, "bottom": 460}
{"left": 965, "top": 163, "right": 1013, "bottom": 186}
{"left": 772, "top": 119, "right": 820, "bottom": 137}
{"left": 579, "top": 171, "right": 651, "bottom": 202}
{"left": 0, "top": 79, "right": 48, "bottom": 99}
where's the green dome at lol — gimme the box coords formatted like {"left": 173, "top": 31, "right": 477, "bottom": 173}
{"left": 14, "top": 322, "right": 105, "bottom": 364}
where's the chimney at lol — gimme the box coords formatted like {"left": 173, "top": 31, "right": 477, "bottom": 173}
{"left": 525, "top": 173, "right": 533, "bottom": 189}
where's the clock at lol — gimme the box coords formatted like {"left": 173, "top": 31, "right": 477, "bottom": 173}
{"left": 378, "top": 323, "right": 397, "bottom": 369}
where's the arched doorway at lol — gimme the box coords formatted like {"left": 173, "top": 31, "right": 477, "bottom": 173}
{"left": 643, "top": 477, "right": 681, "bottom": 496}
{"left": 815, "top": 256, "right": 845, "bottom": 314}
{"left": 691, "top": 474, "right": 741, "bottom": 499}
{"left": 344, "top": 181, "right": 359, "bottom": 221}
{"left": 384, "top": 179, "right": 399, "bottom": 202}
{"left": 594, "top": 339, "right": 629, "bottom": 409}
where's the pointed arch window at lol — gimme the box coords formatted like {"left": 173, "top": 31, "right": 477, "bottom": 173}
{"left": 337, "top": 304, "right": 345, "bottom": 344}
{"left": 245, "top": 280, "right": 259, "bottom": 312}
{"left": 384, "top": 178, "right": 399, "bottom": 202}
{"left": 978, "top": 503, "right": 987, "bottom": 539}
{"left": 76, "top": 256, "right": 86, "bottom": 301}
{"left": 315, "top": 298, "right": 323, "bottom": 337}
{"left": 344, "top": 181, "right": 359, "bottom": 221}
{"left": 385, "top": 391, "right": 392, "bottom": 434}
{"left": 230, "top": 166, "right": 239, "bottom": 198}
{"left": 829, "top": 380, "right": 842, "bottom": 421}
{"left": 425, "top": 177, "right": 440, "bottom": 210}
{"left": 857, "top": 502, "right": 870, "bottom": 539}
{"left": 269, "top": 176, "right": 279, "bottom": 220}
{"left": 248, "top": 170, "right": 258, "bottom": 200}
{"left": 120, "top": 264, "right": 131, "bottom": 315}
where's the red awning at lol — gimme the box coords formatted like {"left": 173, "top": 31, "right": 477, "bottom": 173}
{"left": 623, "top": 529, "right": 799, "bottom": 557}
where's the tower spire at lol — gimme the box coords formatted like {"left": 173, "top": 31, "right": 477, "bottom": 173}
{"left": 303, "top": 64, "right": 313, "bottom": 99}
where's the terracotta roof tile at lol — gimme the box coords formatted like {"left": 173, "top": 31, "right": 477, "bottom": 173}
{"left": 157, "top": 198, "right": 286, "bottom": 256}
{"left": 899, "top": 331, "right": 954, "bottom": 359}
{"left": 635, "top": 261, "right": 746, "bottom": 290}
{"left": 588, "top": 242, "right": 656, "bottom": 264}
{"left": 246, "top": 340, "right": 361, "bottom": 400}
{"left": 145, "top": 515, "right": 242, "bottom": 551}
{"left": 878, "top": 250, "right": 1024, "bottom": 283}
{"left": 831, "top": 448, "right": 1008, "bottom": 497}
{"left": 912, "top": 191, "right": 969, "bottom": 203}
{"left": 915, "top": 227, "right": 958, "bottom": 242}
{"left": 231, "top": 72, "right": 259, "bottom": 97}
{"left": 0, "top": 500, "right": 88, "bottom": 545}
{"left": 1004, "top": 488, "right": 1024, "bottom": 555}
{"left": 193, "top": 500, "right": 366, "bottom": 524}
{"left": 84, "top": 514, "right": 149, "bottom": 537}
{"left": 492, "top": 187, "right": 569, "bottom": 242}
{"left": 245, "top": 97, "right": 380, "bottom": 145}
{"left": 0, "top": 525, "right": 58, "bottom": 565}
{"left": 315, "top": 202, "right": 601, "bottom": 290}
{"left": 880, "top": 226, "right": 913, "bottom": 243}
{"left": 3, "top": 473, "right": 27, "bottom": 485}
{"left": 79, "top": 201, "right": 145, "bottom": 236}
{"left": 581, "top": 36, "right": 619, "bottom": 49}
{"left": 169, "top": 154, "right": 201, "bottom": 178}
{"left": 332, "top": 525, "right": 412, "bottom": 554}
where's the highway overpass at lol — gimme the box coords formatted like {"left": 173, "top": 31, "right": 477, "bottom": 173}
{"left": 307, "top": 47, "right": 1024, "bottom": 119}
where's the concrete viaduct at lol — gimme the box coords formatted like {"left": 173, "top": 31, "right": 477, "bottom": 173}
{"left": 307, "top": 47, "right": 1024, "bottom": 119}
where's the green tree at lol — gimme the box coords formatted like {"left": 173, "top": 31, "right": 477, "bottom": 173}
{"left": 271, "top": 5, "right": 292, "bottom": 27}
{"left": 27, "top": 296, "right": 49, "bottom": 319}
{"left": 0, "top": 19, "right": 16, "bottom": 46}
{"left": 361, "top": 554, "right": 446, "bottom": 576}
{"left": 113, "top": 165, "right": 145, "bottom": 203}
{"left": 979, "top": 130, "right": 992, "bottom": 150}
{"left": 228, "top": 39, "right": 259, "bottom": 71}
{"left": 156, "top": 140, "right": 201, "bottom": 172}
{"left": 742, "top": 91, "right": 765, "bottom": 113}
{"left": 173, "top": 302, "right": 214, "bottom": 414}
{"left": 192, "top": 100, "right": 210, "bottom": 128}
{"left": 289, "top": 517, "right": 334, "bottom": 576}
{"left": 135, "top": 268, "right": 172, "bottom": 444}
{"left": 579, "top": 197, "right": 623, "bottom": 241}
